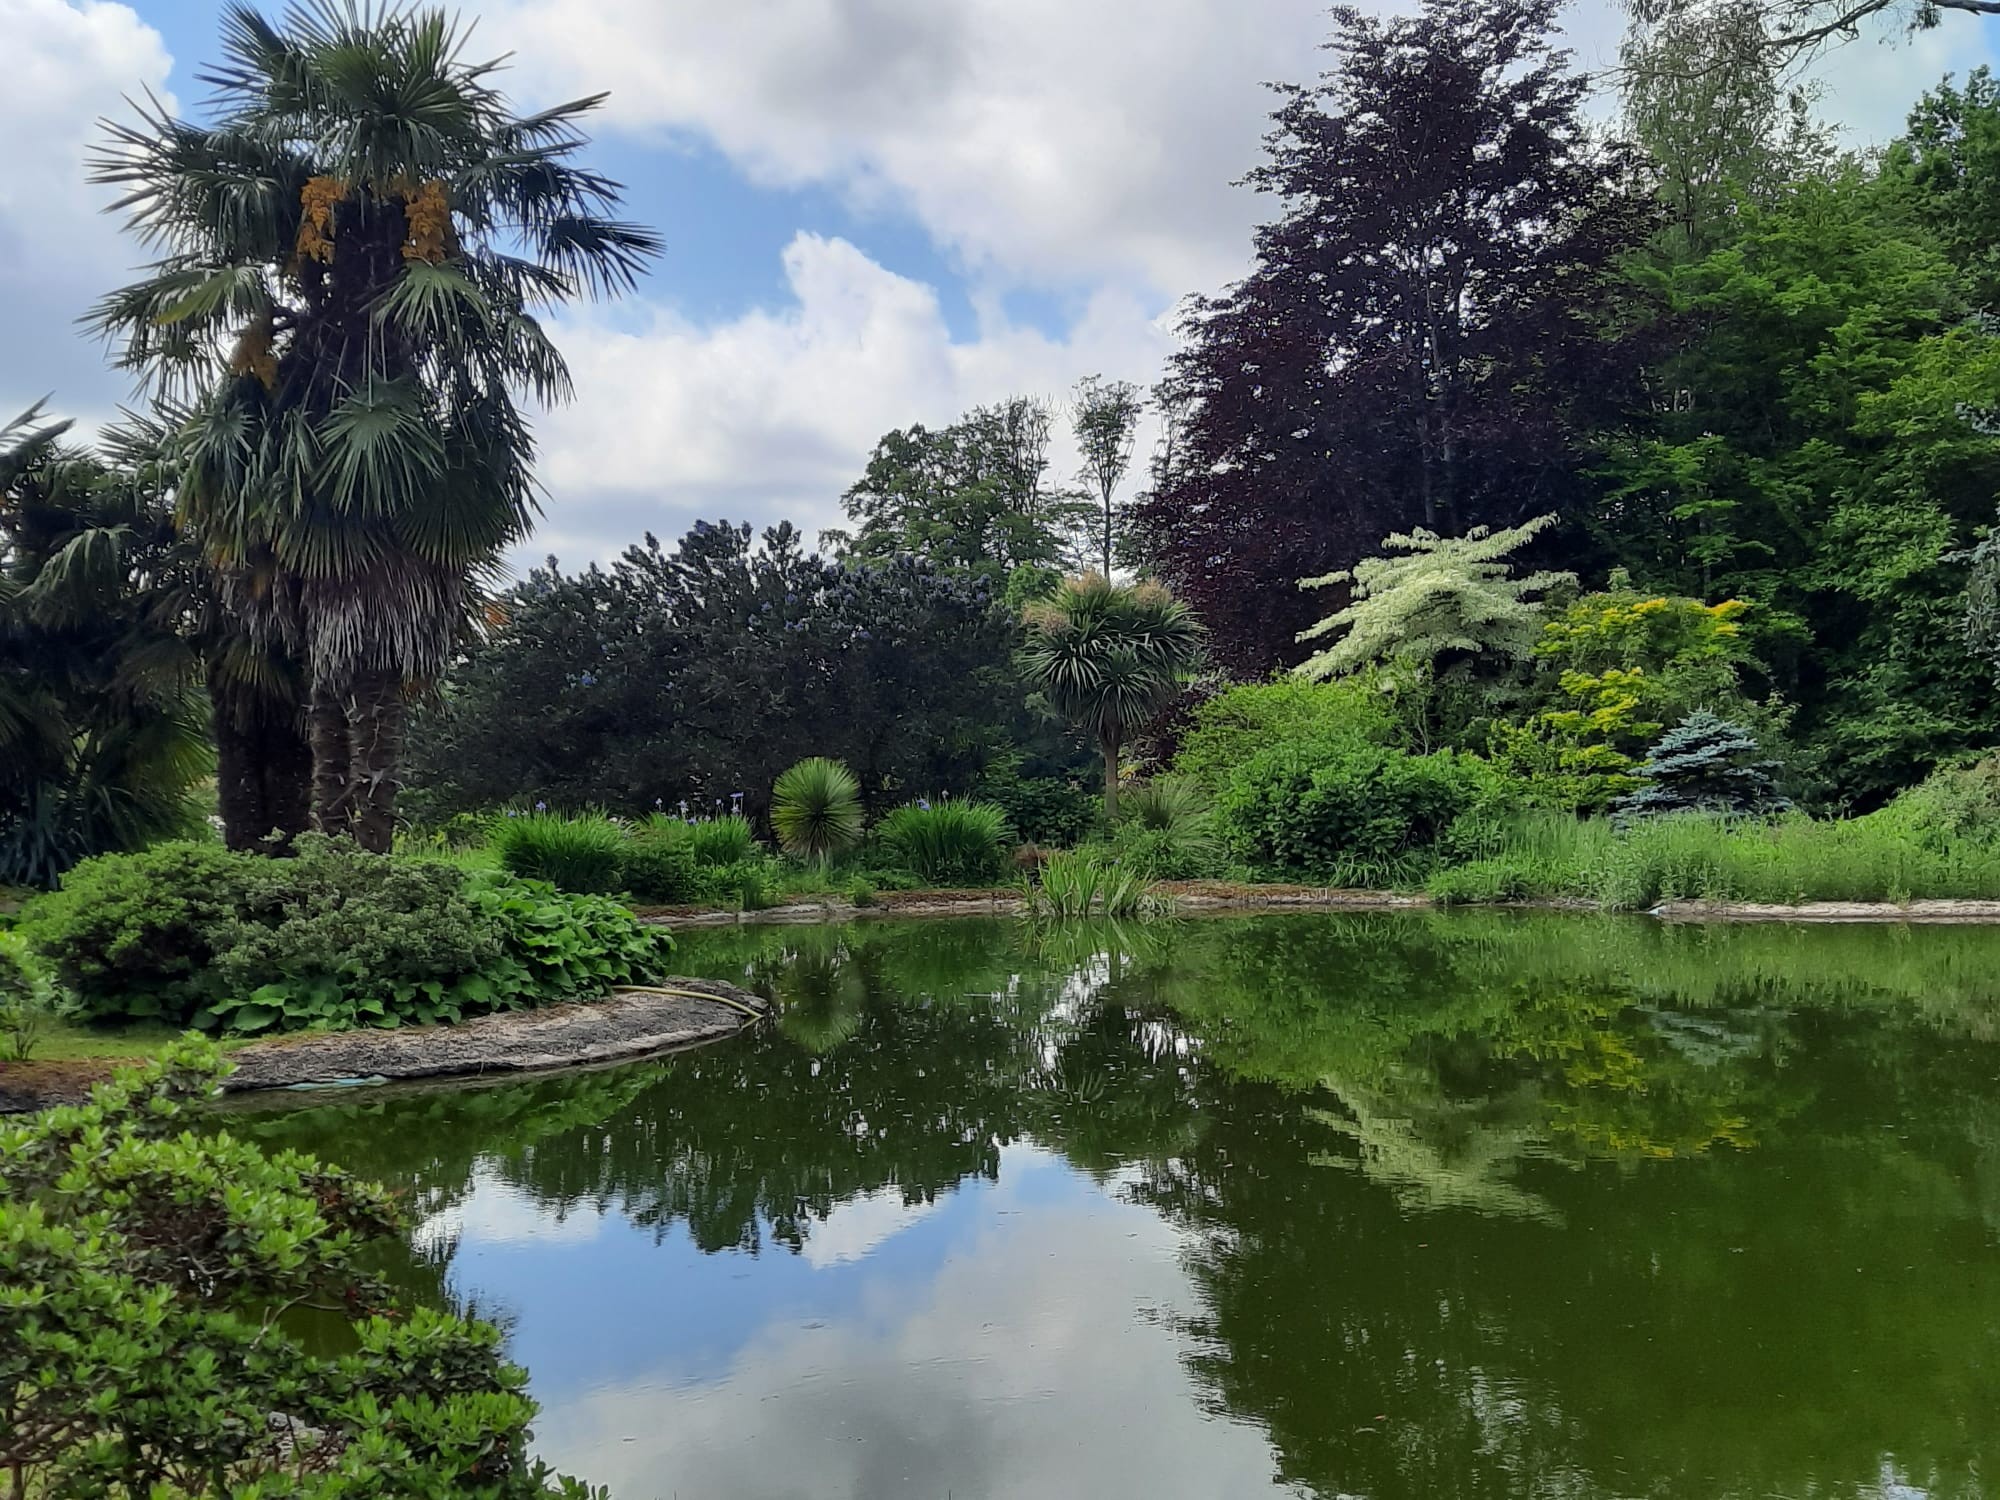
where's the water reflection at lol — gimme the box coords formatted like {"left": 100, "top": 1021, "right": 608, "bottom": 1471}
{"left": 235, "top": 912, "right": 2000, "bottom": 1499}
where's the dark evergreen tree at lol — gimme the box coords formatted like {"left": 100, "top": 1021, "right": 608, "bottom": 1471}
{"left": 402, "top": 520, "right": 1023, "bottom": 820}
{"left": 1130, "top": 0, "right": 1650, "bottom": 673}
{"left": 1613, "top": 712, "right": 1790, "bottom": 820}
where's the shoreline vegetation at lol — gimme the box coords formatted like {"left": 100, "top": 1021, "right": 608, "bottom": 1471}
{"left": 8, "top": 887, "right": 1997, "bottom": 1112}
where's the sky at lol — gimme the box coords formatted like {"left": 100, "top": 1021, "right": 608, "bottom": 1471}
{"left": 4, "top": 0, "right": 1994, "bottom": 575}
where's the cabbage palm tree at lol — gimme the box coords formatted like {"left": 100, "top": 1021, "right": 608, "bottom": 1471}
{"left": 1021, "top": 574, "right": 1204, "bottom": 818}
{"left": 88, "top": 2, "right": 660, "bottom": 851}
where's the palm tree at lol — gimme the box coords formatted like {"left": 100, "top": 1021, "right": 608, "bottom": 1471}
{"left": 1021, "top": 573, "right": 1204, "bottom": 818}
{"left": 88, "top": 2, "right": 660, "bottom": 852}
{"left": 0, "top": 406, "right": 212, "bottom": 885}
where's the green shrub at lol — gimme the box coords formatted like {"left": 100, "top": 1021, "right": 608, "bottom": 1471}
{"left": 689, "top": 813, "right": 758, "bottom": 866}
{"left": 491, "top": 810, "right": 628, "bottom": 893}
{"left": 971, "top": 756, "right": 1099, "bottom": 847}
{"left": 1879, "top": 757, "right": 2000, "bottom": 847}
{"left": 846, "top": 876, "right": 879, "bottom": 907}
{"left": 619, "top": 831, "right": 704, "bottom": 904}
{"left": 1175, "top": 677, "right": 1399, "bottom": 791}
{"left": 771, "top": 757, "right": 866, "bottom": 862}
{"left": 18, "top": 837, "right": 673, "bottom": 1035}
{"left": 1425, "top": 855, "right": 1541, "bottom": 905}
{"left": 878, "top": 800, "right": 1015, "bottom": 885}
{"left": 0, "top": 935, "right": 64, "bottom": 1060}
{"left": 1217, "top": 742, "right": 1502, "bottom": 879}
{"left": 699, "top": 858, "right": 778, "bottom": 910}
{"left": 0, "top": 1039, "right": 605, "bottom": 1499}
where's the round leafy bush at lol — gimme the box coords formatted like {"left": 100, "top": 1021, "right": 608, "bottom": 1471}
{"left": 491, "top": 809, "right": 628, "bottom": 893}
{"left": 18, "top": 836, "right": 673, "bottom": 1035}
{"left": 877, "top": 800, "right": 1014, "bottom": 886}
{"left": 1217, "top": 743, "right": 1503, "bottom": 878}
{"left": 971, "top": 757, "right": 1099, "bottom": 847}
{"left": 771, "top": 757, "right": 865, "bottom": 862}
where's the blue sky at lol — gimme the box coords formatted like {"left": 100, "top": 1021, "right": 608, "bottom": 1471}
{"left": 5, "top": 0, "right": 1993, "bottom": 572}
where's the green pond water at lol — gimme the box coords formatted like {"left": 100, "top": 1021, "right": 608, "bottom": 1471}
{"left": 238, "top": 911, "right": 2000, "bottom": 1499}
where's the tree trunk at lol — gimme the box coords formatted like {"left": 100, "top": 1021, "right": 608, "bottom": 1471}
{"left": 1101, "top": 729, "right": 1121, "bottom": 821}
{"left": 309, "top": 677, "right": 355, "bottom": 840}
{"left": 207, "top": 663, "right": 312, "bottom": 854}
{"left": 346, "top": 668, "right": 405, "bottom": 854}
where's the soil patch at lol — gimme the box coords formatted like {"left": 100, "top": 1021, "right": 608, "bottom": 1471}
{"left": 0, "top": 979, "right": 765, "bottom": 1113}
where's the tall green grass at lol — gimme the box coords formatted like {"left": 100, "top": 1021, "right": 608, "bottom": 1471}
{"left": 1024, "top": 850, "right": 1149, "bottom": 919}
{"left": 490, "top": 810, "right": 628, "bottom": 893}
{"left": 878, "top": 801, "right": 1013, "bottom": 886}
{"left": 1426, "top": 810, "right": 2000, "bottom": 910}
{"left": 688, "top": 814, "right": 758, "bottom": 867}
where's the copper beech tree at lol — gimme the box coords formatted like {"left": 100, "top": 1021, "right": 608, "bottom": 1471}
{"left": 1133, "top": 0, "right": 1651, "bottom": 673}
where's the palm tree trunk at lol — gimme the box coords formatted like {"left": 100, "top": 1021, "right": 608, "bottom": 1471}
{"left": 346, "top": 668, "right": 405, "bottom": 854}
{"left": 208, "top": 664, "right": 311, "bottom": 853}
{"left": 309, "top": 677, "right": 355, "bottom": 839}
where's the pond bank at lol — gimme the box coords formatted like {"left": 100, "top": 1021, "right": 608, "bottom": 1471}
{"left": 641, "top": 885, "right": 2000, "bottom": 928}
{"left": 0, "top": 979, "right": 765, "bottom": 1113}
{"left": 642, "top": 883, "right": 1433, "bottom": 926}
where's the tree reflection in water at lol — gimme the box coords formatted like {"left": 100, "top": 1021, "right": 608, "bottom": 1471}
{"left": 236, "top": 912, "right": 2000, "bottom": 1500}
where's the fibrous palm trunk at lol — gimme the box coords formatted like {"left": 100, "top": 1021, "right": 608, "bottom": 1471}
{"left": 207, "top": 663, "right": 312, "bottom": 853}
{"left": 309, "top": 677, "right": 356, "bottom": 840}
{"left": 346, "top": 667, "right": 405, "bottom": 854}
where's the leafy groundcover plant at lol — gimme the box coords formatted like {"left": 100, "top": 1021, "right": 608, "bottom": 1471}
{"left": 18, "top": 835, "right": 673, "bottom": 1035}
{"left": 0, "top": 1040, "right": 607, "bottom": 1498}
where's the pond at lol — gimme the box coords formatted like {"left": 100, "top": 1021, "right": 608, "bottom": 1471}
{"left": 237, "top": 912, "right": 2000, "bottom": 1499}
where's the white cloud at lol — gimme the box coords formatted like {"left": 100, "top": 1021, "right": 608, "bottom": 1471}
{"left": 416, "top": 1164, "right": 610, "bottom": 1252}
{"left": 483, "top": 0, "right": 1328, "bottom": 299}
{"left": 524, "top": 232, "right": 1175, "bottom": 568}
{"left": 1811, "top": 13, "right": 1987, "bottom": 146}
{"left": 0, "top": 0, "right": 173, "bottom": 424}
{"left": 526, "top": 1143, "right": 1292, "bottom": 1500}
{"left": 798, "top": 1182, "right": 943, "bottom": 1268}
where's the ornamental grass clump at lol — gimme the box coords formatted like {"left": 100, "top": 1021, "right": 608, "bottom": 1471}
{"left": 878, "top": 800, "right": 1014, "bottom": 886}
{"left": 689, "top": 813, "right": 758, "bottom": 866}
{"left": 1023, "top": 850, "right": 1149, "bottom": 919}
{"left": 771, "top": 758, "right": 866, "bottom": 863}
{"left": 491, "top": 809, "right": 628, "bottom": 894}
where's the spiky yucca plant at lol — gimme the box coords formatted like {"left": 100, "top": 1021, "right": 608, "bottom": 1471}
{"left": 771, "top": 757, "right": 865, "bottom": 864}
{"left": 1021, "top": 574, "right": 1204, "bottom": 817}
{"left": 88, "top": 2, "right": 659, "bottom": 852}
